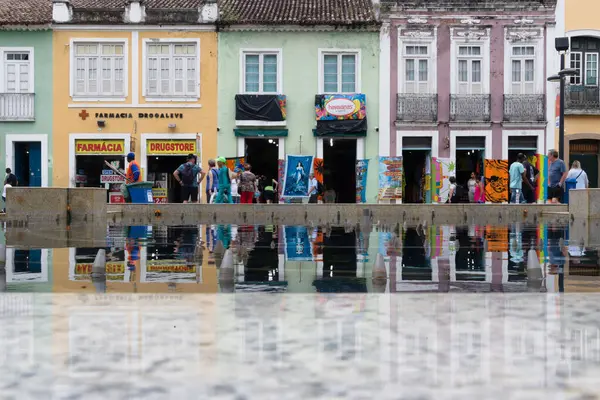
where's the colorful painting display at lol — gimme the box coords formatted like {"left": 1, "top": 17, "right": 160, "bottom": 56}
{"left": 484, "top": 159, "right": 509, "bottom": 203}
{"left": 431, "top": 158, "right": 454, "bottom": 204}
{"left": 378, "top": 157, "right": 403, "bottom": 201}
{"left": 282, "top": 155, "right": 314, "bottom": 198}
{"left": 535, "top": 154, "right": 548, "bottom": 203}
{"left": 225, "top": 157, "right": 245, "bottom": 173}
{"left": 284, "top": 226, "right": 313, "bottom": 261}
{"left": 315, "top": 94, "right": 366, "bottom": 121}
{"left": 356, "top": 159, "right": 369, "bottom": 203}
{"left": 278, "top": 158, "right": 285, "bottom": 202}
{"left": 313, "top": 158, "right": 324, "bottom": 184}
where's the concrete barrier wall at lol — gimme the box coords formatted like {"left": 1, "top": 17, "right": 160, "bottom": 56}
{"left": 569, "top": 189, "right": 600, "bottom": 219}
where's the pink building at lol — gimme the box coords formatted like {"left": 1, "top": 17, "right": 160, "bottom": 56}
{"left": 378, "top": 0, "right": 559, "bottom": 203}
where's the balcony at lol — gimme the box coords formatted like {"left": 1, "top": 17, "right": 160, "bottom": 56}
{"left": 0, "top": 93, "right": 35, "bottom": 121}
{"left": 503, "top": 94, "right": 545, "bottom": 122}
{"left": 565, "top": 84, "right": 600, "bottom": 115}
{"left": 450, "top": 94, "right": 490, "bottom": 122}
{"left": 396, "top": 94, "right": 437, "bottom": 122}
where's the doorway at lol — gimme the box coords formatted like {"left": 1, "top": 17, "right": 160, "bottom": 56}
{"left": 14, "top": 141, "right": 41, "bottom": 187}
{"left": 508, "top": 136, "right": 538, "bottom": 165}
{"left": 323, "top": 138, "right": 357, "bottom": 203}
{"left": 569, "top": 139, "right": 599, "bottom": 188}
{"left": 245, "top": 138, "right": 279, "bottom": 201}
{"left": 455, "top": 137, "right": 485, "bottom": 188}
{"left": 147, "top": 155, "right": 188, "bottom": 203}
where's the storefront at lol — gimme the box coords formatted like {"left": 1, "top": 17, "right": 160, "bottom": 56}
{"left": 315, "top": 94, "right": 367, "bottom": 204}
{"left": 140, "top": 134, "right": 201, "bottom": 204}
{"left": 451, "top": 133, "right": 491, "bottom": 187}
{"left": 70, "top": 134, "right": 130, "bottom": 203}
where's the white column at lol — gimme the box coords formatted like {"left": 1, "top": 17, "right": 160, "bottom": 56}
{"left": 379, "top": 22, "right": 391, "bottom": 157}
{"left": 131, "top": 31, "right": 139, "bottom": 106}
{"left": 316, "top": 138, "right": 324, "bottom": 158}
{"left": 357, "top": 138, "right": 366, "bottom": 160}
{"left": 237, "top": 138, "right": 245, "bottom": 157}
{"left": 278, "top": 138, "right": 285, "bottom": 159}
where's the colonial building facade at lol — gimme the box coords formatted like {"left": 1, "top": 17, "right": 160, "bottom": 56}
{"left": 217, "top": 0, "right": 380, "bottom": 203}
{"left": 379, "top": 0, "right": 558, "bottom": 202}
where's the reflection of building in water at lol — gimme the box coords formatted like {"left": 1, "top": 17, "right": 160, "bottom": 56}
{"left": 314, "top": 227, "right": 366, "bottom": 292}
{"left": 5, "top": 249, "right": 50, "bottom": 289}
{"left": 69, "top": 247, "right": 130, "bottom": 283}
{"left": 401, "top": 228, "right": 431, "bottom": 281}
{"left": 565, "top": 248, "right": 600, "bottom": 292}
{"left": 454, "top": 226, "right": 485, "bottom": 281}
{"left": 242, "top": 225, "right": 282, "bottom": 284}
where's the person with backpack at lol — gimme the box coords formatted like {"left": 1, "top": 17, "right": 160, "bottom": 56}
{"left": 215, "top": 156, "right": 237, "bottom": 204}
{"left": 205, "top": 159, "right": 219, "bottom": 203}
{"left": 447, "top": 176, "right": 468, "bottom": 203}
{"left": 239, "top": 163, "right": 257, "bottom": 204}
{"left": 173, "top": 154, "right": 206, "bottom": 203}
{"left": 308, "top": 173, "right": 322, "bottom": 204}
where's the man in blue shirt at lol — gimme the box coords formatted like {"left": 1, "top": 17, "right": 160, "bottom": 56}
{"left": 509, "top": 153, "right": 533, "bottom": 204}
{"left": 547, "top": 149, "right": 568, "bottom": 203}
{"left": 173, "top": 154, "right": 206, "bottom": 203}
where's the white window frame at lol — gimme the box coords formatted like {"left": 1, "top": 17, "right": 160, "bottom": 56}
{"left": 398, "top": 34, "right": 437, "bottom": 94}
{"left": 239, "top": 49, "right": 283, "bottom": 94}
{"left": 450, "top": 31, "right": 490, "bottom": 94}
{"left": 69, "top": 38, "right": 128, "bottom": 102}
{"left": 504, "top": 40, "right": 544, "bottom": 95}
{"left": 142, "top": 38, "right": 201, "bottom": 102}
{"left": 317, "top": 48, "right": 361, "bottom": 94}
{"left": 0, "top": 47, "right": 34, "bottom": 94}
{"left": 584, "top": 52, "right": 599, "bottom": 86}
{"left": 569, "top": 51, "right": 583, "bottom": 85}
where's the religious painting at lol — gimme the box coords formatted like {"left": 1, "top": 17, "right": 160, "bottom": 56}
{"left": 282, "top": 155, "right": 313, "bottom": 198}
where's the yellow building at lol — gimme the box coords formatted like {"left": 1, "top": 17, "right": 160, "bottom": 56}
{"left": 51, "top": 0, "right": 218, "bottom": 203}
{"left": 564, "top": 0, "right": 600, "bottom": 187}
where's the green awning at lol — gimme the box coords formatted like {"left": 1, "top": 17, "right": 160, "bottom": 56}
{"left": 312, "top": 129, "right": 367, "bottom": 137}
{"left": 234, "top": 129, "right": 288, "bottom": 137}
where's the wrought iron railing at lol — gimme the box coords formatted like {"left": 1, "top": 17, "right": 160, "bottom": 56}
{"left": 450, "top": 94, "right": 490, "bottom": 122}
{"left": 503, "top": 94, "right": 545, "bottom": 122}
{"left": 0, "top": 93, "right": 35, "bottom": 121}
{"left": 396, "top": 94, "right": 438, "bottom": 122}
{"left": 565, "top": 84, "right": 600, "bottom": 112}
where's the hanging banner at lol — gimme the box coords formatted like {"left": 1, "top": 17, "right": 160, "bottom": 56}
{"left": 278, "top": 158, "right": 285, "bottom": 201}
{"left": 535, "top": 154, "right": 548, "bottom": 203}
{"left": 235, "top": 94, "right": 287, "bottom": 121}
{"left": 146, "top": 140, "right": 196, "bottom": 155}
{"left": 75, "top": 139, "right": 125, "bottom": 155}
{"left": 225, "top": 157, "right": 245, "bottom": 173}
{"left": 313, "top": 158, "right": 324, "bottom": 184}
{"left": 284, "top": 226, "right": 313, "bottom": 261}
{"left": 484, "top": 159, "right": 509, "bottom": 203}
{"left": 378, "top": 157, "right": 403, "bottom": 201}
{"left": 431, "top": 158, "right": 454, "bottom": 204}
{"left": 282, "top": 155, "right": 313, "bottom": 198}
{"left": 315, "top": 94, "right": 366, "bottom": 120}
{"left": 355, "top": 159, "right": 369, "bottom": 203}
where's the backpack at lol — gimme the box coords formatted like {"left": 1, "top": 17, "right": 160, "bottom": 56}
{"left": 181, "top": 163, "right": 195, "bottom": 185}
{"left": 316, "top": 180, "right": 324, "bottom": 195}
{"left": 451, "top": 184, "right": 468, "bottom": 203}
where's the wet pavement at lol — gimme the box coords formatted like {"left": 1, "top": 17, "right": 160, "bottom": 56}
{"left": 2, "top": 223, "right": 600, "bottom": 398}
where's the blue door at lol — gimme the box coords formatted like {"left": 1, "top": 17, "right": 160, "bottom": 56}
{"left": 14, "top": 142, "right": 41, "bottom": 187}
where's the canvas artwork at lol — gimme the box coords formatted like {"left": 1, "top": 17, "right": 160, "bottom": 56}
{"left": 356, "top": 159, "right": 369, "bottom": 203}
{"left": 534, "top": 154, "right": 548, "bottom": 203}
{"left": 431, "top": 158, "right": 454, "bottom": 204}
{"left": 484, "top": 159, "right": 509, "bottom": 203}
{"left": 282, "top": 155, "right": 314, "bottom": 198}
{"left": 225, "top": 157, "right": 245, "bottom": 173}
{"left": 378, "top": 157, "right": 403, "bottom": 200}
{"left": 284, "top": 225, "right": 313, "bottom": 261}
{"left": 278, "top": 159, "right": 286, "bottom": 202}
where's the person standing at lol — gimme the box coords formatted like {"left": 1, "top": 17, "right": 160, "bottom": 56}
{"left": 174, "top": 154, "right": 206, "bottom": 203}
{"left": 2, "top": 173, "right": 16, "bottom": 213}
{"left": 547, "top": 149, "right": 568, "bottom": 203}
{"left": 509, "top": 153, "right": 533, "bottom": 204}
{"left": 467, "top": 172, "right": 477, "bottom": 203}
{"left": 239, "top": 163, "right": 257, "bottom": 204}
{"left": 205, "top": 159, "right": 219, "bottom": 203}
{"left": 263, "top": 177, "right": 278, "bottom": 204}
{"left": 215, "top": 157, "right": 235, "bottom": 204}
{"left": 4, "top": 168, "right": 17, "bottom": 186}
{"left": 307, "top": 173, "right": 319, "bottom": 204}
{"left": 126, "top": 152, "right": 142, "bottom": 183}
{"left": 474, "top": 176, "right": 485, "bottom": 203}
{"left": 566, "top": 160, "right": 589, "bottom": 189}
{"left": 521, "top": 156, "right": 539, "bottom": 203}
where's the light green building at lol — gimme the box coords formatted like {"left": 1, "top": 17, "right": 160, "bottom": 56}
{"left": 218, "top": 0, "right": 380, "bottom": 203}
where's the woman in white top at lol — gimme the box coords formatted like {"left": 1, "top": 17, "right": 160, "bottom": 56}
{"left": 566, "top": 160, "right": 589, "bottom": 189}
{"left": 467, "top": 172, "right": 477, "bottom": 203}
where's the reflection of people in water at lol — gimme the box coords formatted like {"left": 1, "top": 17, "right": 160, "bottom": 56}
{"left": 217, "top": 225, "right": 232, "bottom": 249}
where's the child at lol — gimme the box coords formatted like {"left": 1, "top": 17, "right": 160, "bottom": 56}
{"left": 2, "top": 174, "right": 16, "bottom": 213}
{"left": 474, "top": 177, "right": 485, "bottom": 203}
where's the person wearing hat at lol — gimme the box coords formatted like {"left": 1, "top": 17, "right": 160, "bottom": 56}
{"left": 125, "top": 152, "right": 142, "bottom": 183}
{"left": 215, "top": 157, "right": 237, "bottom": 204}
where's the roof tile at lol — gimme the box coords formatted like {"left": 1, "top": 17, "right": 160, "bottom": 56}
{"left": 71, "top": 0, "right": 203, "bottom": 9}
{"left": 0, "top": 0, "right": 52, "bottom": 25}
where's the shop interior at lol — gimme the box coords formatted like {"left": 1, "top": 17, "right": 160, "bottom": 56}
{"left": 147, "top": 155, "right": 189, "bottom": 203}
{"left": 76, "top": 155, "right": 123, "bottom": 188}
{"left": 508, "top": 136, "right": 538, "bottom": 165}
{"left": 323, "top": 138, "right": 357, "bottom": 204}
{"left": 245, "top": 138, "right": 279, "bottom": 202}
{"left": 14, "top": 141, "right": 42, "bottom": 187}
{"left": 402, "top": 150, "right": 429, "bottom": 204}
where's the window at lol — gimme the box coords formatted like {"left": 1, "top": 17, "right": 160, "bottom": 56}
{"left": 511, "top": 46, "right": 535, "bottom": 94}
{"left": 4, "top": 52, "right": 31, "bottom": 93}
{"left": 146, "top": 42, "right": 198, "bottom": 98}
{"left": 457, "top": 46, "right": 482, "bottom": 94}
{"left": 404, "top": 45, "right": 429, "bottom": 93}
{"left": 321, "top": 52, "right": 358, "bottom": 93}
{"left": 73, "top": 43, "right": 125, "bottom": 98}
{"left": 570, "top": 52, "right": 582, "bottom": 85}
{"left": 242, "top": 52, "right": 279, "bottom": 93}
{"left": 585, "top": 53, "right": 598, "bottom": 86}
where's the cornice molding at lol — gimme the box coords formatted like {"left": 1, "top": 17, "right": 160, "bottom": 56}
{"left": 0, "top": 24, "right": 51, "bottom": 31}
